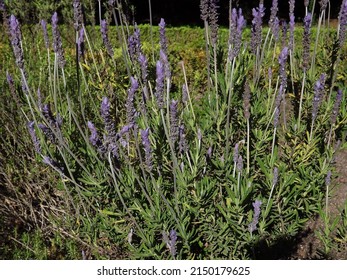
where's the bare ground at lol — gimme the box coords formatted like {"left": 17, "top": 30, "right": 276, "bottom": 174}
{"left": 293, "top": 148, "right": 347, "bottom": 259}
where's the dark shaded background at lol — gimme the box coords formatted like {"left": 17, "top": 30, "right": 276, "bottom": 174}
{"left": 128, "top": 0, "right": 344, "bottom": 26}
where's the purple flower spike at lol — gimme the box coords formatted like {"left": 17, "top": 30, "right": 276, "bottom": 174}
{"left": 207, "top": 146, "right": 212, "bottom": 159}
{"left": 41, "top": 19, "right": 50, "bottom": 49}
{"left": 27, "top": 121, "right": 41, "bottom": 154}
{"left": 162, "top": 229, "right": 178, "bottom": 259}
{"left": 251, "top": 4, "right": 265, "bottom": 54}
{"left": 126, "top": 77, "right": 139, "bottom": 125}
{"left": 182, "top": 84, "right": 188, "bottom": 105}
{"left": 170, "top": 100, "right": 179, "bottom": 144}
{"left": 228, "top": 8, "right": 246, "bottom": 60}
{"left": 128, "top": 25, "right": 141, "bottom": 61}
{"left": 42, "top": 103, "right": 61, "bottom": 129}
{"left": 303, "top": 13, "right": 312, "bottom": 71}
{"left": 289, "top": 0, "right": 295, "bottom": 15}
{"left": 159, "top": 18, "right": 168, "bottom": 55}
{"left": 338, "top": 0, "right": 347, "bottom": 48}
{"left": 209, "top": 0, "right": 219, "bottom": 46}
{"left": 200, "top": 0, "right": 209, "bottom": 21}
{"left": 140, "top": 128, "right": 153, "bottom": 172}
{"left": 272, "top": 17, "right": 280, "bottom": 41}
{"left": 278, "top": 46, "right": 289, "bottom": 91}
{"left": 155, "top": 60, "right": 165, "bottom": 109}
{"left": 6, "top": 72, "right": 21, "bottom": 106}
{"left": 237, "top": 155, "right": 243, "bottom": 173}
{"left": 100, "top": 97, "right": 119, "bottom": 158}
{"left": 330, "top": 89, "right": 343, "bottom": 125}
{"left": 233, "top": 142, "right": 239, "bottom": 164}
{"left": 0, "top": 0, "right": 6, "bottom": 12}
{"left": 118, "top": 124, "right": 134, "bottom": 137}
{"left": 269, "top": 0, "right": 278, "bottom": 28}
{"left": 138, "top": 53, "right": 148, "bottom": 84}
{"left": 9, "top": 15, "right": 24, "bottom": 70}
{"left": 160, "top": 49, "right": 171, "bottom": 82}
{"left": 52, "top": 12, "right": 66, "bottom": 68}
{"left": 73, "top": 0, "right": 83, "bottom": 31}
{"left": 178, "top": 125, "right": 188, "bottom": 155}
{"left": 87, "top": 121, "right": 106, "bottom": 155}
{"left": 38, "top": 123, "right": 56, "bottom": 144}
{"left": 248, "top": 200, "right": 262, "bottom": 234}
{"left": 289, "top": 14, "right": 295, "bottom": 51}
{"left": 274, "top": 107, "right": 280, "bottom": 128}
{"left": 101, "top": 19, "right": 114, "bottom": 57}
{"left": 101, "top": 96, "right": 116, "bottom": 139}
{"left": 169, "top": 229, "right": 177, "bottom": 258}
{"left": 77, "top": 27, "right": 85, "bottom": 60}
{"left": 320, "top": 0, "right": 329, "bottom": 12}
{"left": 273, "top": 167, "right": 279, "bottom": 186}
{"left": 312, "top": 73, "right": 326, "bottom": 121}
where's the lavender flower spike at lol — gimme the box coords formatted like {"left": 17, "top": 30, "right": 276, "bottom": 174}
{"left": 52, "top": 12, "right": 66, "bottom": 68}
{"left": 251, "top": 4, "right": 265, "bottom": 54}
{"left": 302, "top": 13, "right": 312, "bottom": 71}
{"left": 289, "top": 14, "right": 295, "bottom": 52}
{"left": 169, "top": 229, "right": 177, "bottom": 258}
{"left": 128, "top": 25, "right": 141, "bottom": 61}
{"left": 41, "top": 19, "right": 50, "bottom": 49}
{"left": 140, "top": 128, "right": 153, "bottom": 171}
{"left": 160, "top": 49, "right": 171, "bottom": 81}
{"left": 228, "top": 8, "right": 246, "bottom": 60}
{"left": 278, "top": 46, "right": 289, "bottom": 91}
{"left": 162, "top": 229, "right": 178, "bottom": 258}
{"left": 101, "top": 96, "right": 116, "bottom": 138}
{"left": 73, "top": 0, "right": 83, "bottom": 31}
{"left": 178, "top": 125, "right": 188, "bottom": 155}
{"left": 0, "top": 0, "right": 6, "bottom": 12}
{"left": 159, "top": 18, "right": 168, "bottom": 55}
{"left": 9, "top": 15, "right": 24, "bottom": 70}
{"left": 77, "top": 27, "right": 85, "bottom": 60}
{"left": 338, "top": 0, "right": 347, "bottom": 48}
{"left": 248, "top": 200, "right": 262, "bottom": 233}
{"left": 170, "top": 100, "right": 179, "bottom": 144}
{"left": 269, "top": 0, "right": 278, "bottom": 28}
{"left": 138, "top": 53, "right": 148, "bottom": 84}
{"left": 312, "top": 73, "right": 326, "bottom": 121}
{"left": 273, "top": 167, "right": 279, "bottom": 187}
{"left": 233, "top": 142, "right": 239, "bottom": 164}
{"left": 101, "top": 19, "right": 114, "bottom": 57}
{"left": 320, "top": 0, "right": 329, "bottom": 12}
{"left": 209, "top": 0, "right": 219, "bottom": 46}
{"left": 87, "top": 121, "right": 106, "bottom": 155}
{"left": 200, "top": 0, "right": 209, "bottom": 21}
{"left": 27, "top": 121, "right": 41, "bottom": 154}
{"left": 330, "top": 89, "right": 343, "bottom": 125}
{"left": 126, "top": 77, "right": 139, "bottom": 125}
{"left": 155, "top": 60, "right": 165, "bottom": 109}
{"left": 237, "top": 155, "right": 243, "bottom": 173}
{"left": 42, "top": 103, "right": 61, "bottom": 129}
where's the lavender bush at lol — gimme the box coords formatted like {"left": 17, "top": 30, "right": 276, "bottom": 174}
{"left": 1, "top": 0, "right": 347, "bottom": 260}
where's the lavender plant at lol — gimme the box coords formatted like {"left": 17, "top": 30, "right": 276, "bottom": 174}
{"left": 3, "top": 0, "right": 347, "bottom": 261}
